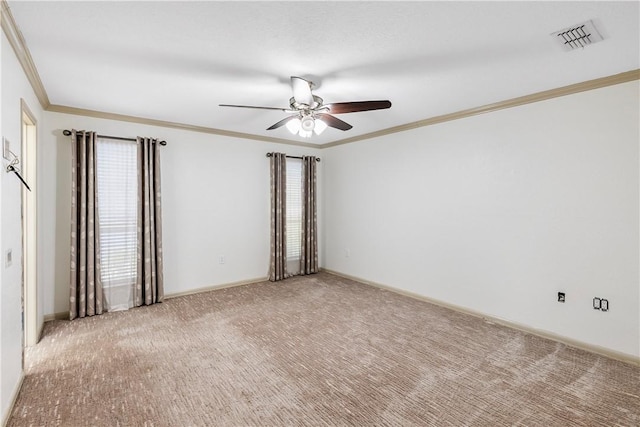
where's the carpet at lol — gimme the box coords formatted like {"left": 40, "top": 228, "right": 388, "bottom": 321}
{"left": 7, "top": 272, "right": 640, "bottom": 426}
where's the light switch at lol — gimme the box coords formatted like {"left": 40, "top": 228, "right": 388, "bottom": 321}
{"left": 3, "top": 137, "right": 11, "bottom": 160}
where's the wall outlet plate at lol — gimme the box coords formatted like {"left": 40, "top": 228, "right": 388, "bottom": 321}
{"left": 593, "top": 297, "right": 601, "bottom": 310}
{"left": 5, "top": 249, "right": 12, "bottom": 268}
{"left": 600, "top": 299, "right": 609, "bottom": 311}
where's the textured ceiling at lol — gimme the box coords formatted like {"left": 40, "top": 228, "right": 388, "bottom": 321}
{"left": 7, "top": 1, "right": 640, "bottom": 145}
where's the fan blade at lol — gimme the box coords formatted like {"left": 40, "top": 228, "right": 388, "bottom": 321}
{"left": 327, "top": 100, "right": 392, "bottom": 114}
{"left": 316, "top": 113, "right": 352, "bottom": 131}
{"left": 267, "top": 115, "right": 298, "bottom": 130}
{"left": 219, "top": 104, "right": 291, "bottom": 112}
{"left": 291, "top": 76, "right": 314, "bottom": 106}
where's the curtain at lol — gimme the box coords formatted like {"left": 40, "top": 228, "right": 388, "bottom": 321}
{"left": 269, "top": 153, "right": 287, "bottom": 281}
{"left": 69, "top": 130, "right": 104, "bottom": 320}
{"left": 300, "top": 156, "right": 319, "bottom": 275}
{"left": 135, "top": 137, "right": 165, "bottom": 306}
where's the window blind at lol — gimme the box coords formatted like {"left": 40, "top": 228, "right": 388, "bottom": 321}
{"left": 96, "top": 138, "right": 138, "bottom": 289}
{"left": 286, "top": 158, "right": 302, "bottom": 259}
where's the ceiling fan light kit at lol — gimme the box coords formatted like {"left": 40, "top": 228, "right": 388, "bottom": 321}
{"left": 220, "top": 76, "right": 392, "bottom": 138}
{"left": 284, "top": 116, "right": 326, "bottom": 138}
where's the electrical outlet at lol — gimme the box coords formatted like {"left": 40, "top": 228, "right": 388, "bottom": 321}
{"left": 218, "top": 256, "right": 225, "bottom": 264}
{"left": 600, "top": 299, "right": 609, "bottom": 311}
{"left": 5, "top": 249, "right": 12, "bottom": 268}
{"left": 557, "top": 292, "right": 565, "bottom": 303}
{"left": 593, "top": 297, "right": 601, "bottom": 310}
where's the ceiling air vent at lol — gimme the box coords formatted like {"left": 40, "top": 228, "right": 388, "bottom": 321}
{"left": 551, "top": 20, "right": 603, "bottom": 51}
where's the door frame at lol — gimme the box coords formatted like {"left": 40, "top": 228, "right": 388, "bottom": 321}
{"left": 21, "top": 99, "right": 38, "bottom": 347}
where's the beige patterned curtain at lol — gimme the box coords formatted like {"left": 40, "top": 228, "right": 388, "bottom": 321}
{"left": 269, "top": 153, "right": 287, "bottom": 281}
{"left": 69, "top": 130, "right": 104, "bottom": 320}
{"left": 135, "top": 137, "right": 164, "bottom": 306}
{"left": 300, "top": 156, "right": 319, "bottom": 275}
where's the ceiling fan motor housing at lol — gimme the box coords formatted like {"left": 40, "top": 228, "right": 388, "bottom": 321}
{"left": 289, "top": 95, "right": 324, "bottom": 110}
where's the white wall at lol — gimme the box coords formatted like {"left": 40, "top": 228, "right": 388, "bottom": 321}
{"left": 1, "top": 32, "right": 44, "bottom": 422}
{"left": 323, "top": 81, "right": 639, "bottom": 358}
{"left": 42, "top": 112, "right": 323, "bottom": 316}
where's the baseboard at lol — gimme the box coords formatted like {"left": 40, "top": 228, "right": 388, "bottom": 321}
{"left": 43, "top": 278, "right": 269, "bottom": 321}
{"left": 2, "top": 371, "right": 24, "bottom": 427}
{"left": 322, "top": 269, "right": 640, "bottom": 366}
{"left": 43, "top": 311, "right": 69, "bottom": 322}
{"left": 164, "top": 276, "right": 268, "bottom": 300}
{"left": 42, "top": 278, "right": 268, "bottom": 323}
{"left": 36, "top": 319, "right": 45, "bottom": 342}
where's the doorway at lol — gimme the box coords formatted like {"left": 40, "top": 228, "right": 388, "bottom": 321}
{"left": 21, "top": 99, "right": 37, "bottom": 348}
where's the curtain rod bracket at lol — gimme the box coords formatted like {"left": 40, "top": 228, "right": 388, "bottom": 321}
{"left": 63, "top": 129, "right": 167, "bottom": 146}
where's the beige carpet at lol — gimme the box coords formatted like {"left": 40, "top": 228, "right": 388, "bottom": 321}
{"left": 8, "top": 272, "right": 640, "bottom": 426}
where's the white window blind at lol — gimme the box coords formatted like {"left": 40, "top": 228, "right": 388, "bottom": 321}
{"left": 96, "top": 138, "right": 138, "bottom": 311}
{"left": 286, "top": 158, "right": 302, "bottom": 260}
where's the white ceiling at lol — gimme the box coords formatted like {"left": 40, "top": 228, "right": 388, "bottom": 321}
{"left": 7, "top": 1, "right": 640, "bottom": 145}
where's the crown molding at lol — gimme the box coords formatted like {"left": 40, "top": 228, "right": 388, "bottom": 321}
{"left": 319, "top": 69, "right": 640, "bottom": 149}
{"left": 1, "top": 0, "right": 50, "bottom": 108}
{"left": 47, "top": 104, "right": 320, "bottom": 148}
{"left": 49, "top": 70, "right": 639, "bottom": 150}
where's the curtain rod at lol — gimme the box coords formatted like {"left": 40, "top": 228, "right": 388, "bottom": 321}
{"left": 266, "top": 153, "right": 320, "bottom": 162}
{"left": 63, "top": 129, "right": 167, "bottom": 146}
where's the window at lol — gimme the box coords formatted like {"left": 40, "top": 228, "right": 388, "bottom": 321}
{"left": 96, "top": 138, "right": 138, "bottom": 311}
{"left": 286, "top": 158, "right": 302, "bottom": 260}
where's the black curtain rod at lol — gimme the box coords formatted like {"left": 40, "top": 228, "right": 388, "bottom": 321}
{"left": 63, "top": 129, "right": 167, "bottom": 146}
{"left": 266, "top": 153, "right": 321, "bottom": 162}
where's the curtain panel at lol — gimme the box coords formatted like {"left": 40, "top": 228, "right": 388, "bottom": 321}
{"left": 135, "top": 137, "right": 165, "bottom": 305}
{"left": 69, "top": 130, "right": 104, "bottom": 320}
{"left": 269, "top": 153, "right": 287, "bottom": 281}
{"left": 300, "top": 156, "right": 319, "bottom": 275}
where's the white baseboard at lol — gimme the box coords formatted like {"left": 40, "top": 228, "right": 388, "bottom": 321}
{"left": 322, "top": 269, "right": 640, "bottom": 366}
{"left": 2, "top": 371, "right": 24, "bottom": 427}
{"left": 36, "top": 319, "right": 44, "bottom": 342}
{"left": 164, "top": 276, "right": 268, "bottom": 299}
{"left": 43, "top": 311, "right": 68, "bottom": 322}
{"left": 43, "top": 277, "right": 269, "bottom": 322}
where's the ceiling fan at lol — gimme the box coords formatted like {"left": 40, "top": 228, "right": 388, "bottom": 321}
{"left": 220, "top": 76, "right": 392, "bottom": 137}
